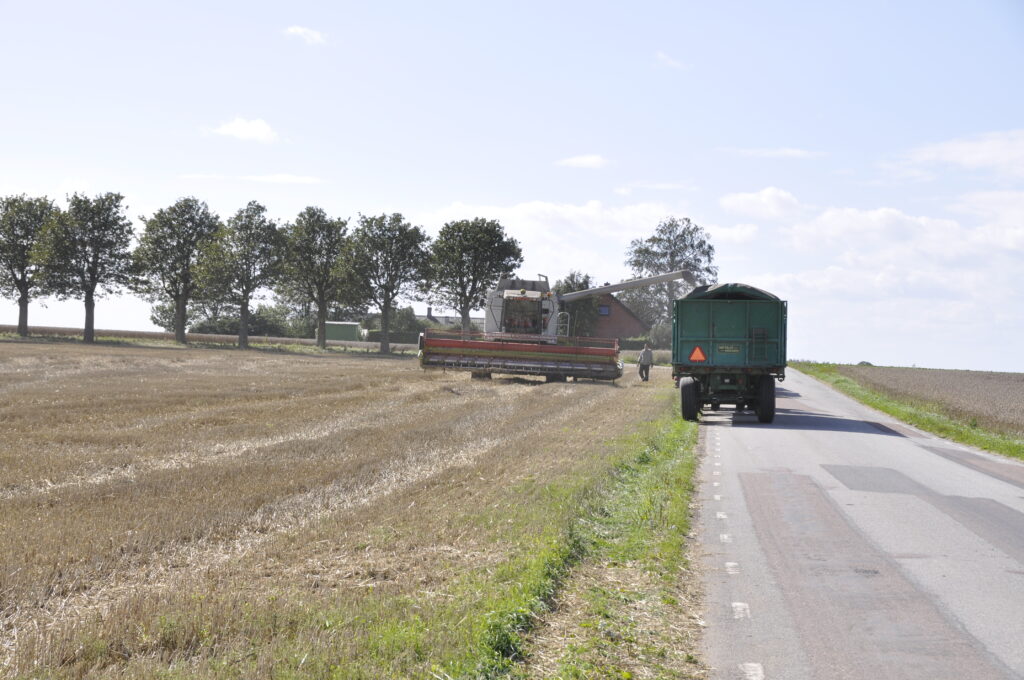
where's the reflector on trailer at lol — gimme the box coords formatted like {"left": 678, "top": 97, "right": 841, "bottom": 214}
{"left": 689, "top": 346, "right": 707, "bottom": 362}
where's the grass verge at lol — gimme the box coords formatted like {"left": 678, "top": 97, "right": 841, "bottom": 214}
{"left": 793, "top": 361, "right": 1024, "bottom": 461}
{"left": 516, "top": 407, "right": 705, "bottom": 679}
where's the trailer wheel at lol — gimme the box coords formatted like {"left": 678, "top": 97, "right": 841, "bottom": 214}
{"left": 756, "top": 376, "right": 776, "bottom": 423}
{"left": 680, "top": 378, "right": 700, "bottom": 421}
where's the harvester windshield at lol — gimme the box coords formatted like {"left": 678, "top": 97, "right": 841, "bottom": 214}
{"left": 502, "top": 297, "right": 543, "bottom": 334}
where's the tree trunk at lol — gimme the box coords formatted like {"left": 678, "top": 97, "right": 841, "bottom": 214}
{"left": 379, "top": 302, "right": 391, "bottom": 354}
{"left": 83, "top": 290, "right": 95, "bottom": 343}
{"left": 238, "top": 297, "right": 250, "bottom": 349}
{"left": 17, "top": 291, "right": 28, "bottom": 337}
{"left": 316, "top": 298, "right": 327, "bottom": 349}
{"left": 460, "top": 307, "right": 472, "bottom": 333}
{"left": 174, "top": 296, "right": 187, "bottom": 344}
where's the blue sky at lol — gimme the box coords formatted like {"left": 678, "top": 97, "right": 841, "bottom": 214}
{"left": 2, "top": 1, "right": 1022, "bottom": 371}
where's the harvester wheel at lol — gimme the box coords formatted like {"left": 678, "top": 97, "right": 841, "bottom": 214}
{"left": 680, "top": 378, "right": 700, "bottom": 421}
{"left": 756, "top": 376, "right": 776, "bottom": 423}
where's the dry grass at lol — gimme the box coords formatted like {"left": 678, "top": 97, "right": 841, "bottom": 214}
{"left": 833, "top": 365, "right": 1024, "bottom": 437}
{"left": 0, "top": 340, "right": 683, "bottom": 677}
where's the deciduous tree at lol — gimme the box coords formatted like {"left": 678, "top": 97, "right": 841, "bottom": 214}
{"left": 133, "top": 198, "right": 222, "bottom": 343}
{"left": 624, "top": 217, "right": 717, "bottom": 325}
{"left": 554, "top": 270, "right": 600, "bottom": 337}
{"left": 33, "top": 193, "right": 134, "bottom": 343}
{"left": 429, "top": 218, "right": 522, "bottom": 331}
{"left": 278, "top": 207, "right": 348, "bottom": 348}
{"left": 344, "top": 213, "right": 430, "bottom": 353}
{"left": 197, "top": 201, "right": 284, "bottom": 348}
{"left": 0, "top": 195, "right": 56, "bottom": 336}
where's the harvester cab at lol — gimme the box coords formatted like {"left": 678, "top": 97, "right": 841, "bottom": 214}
{"left": 485, "top": 278, "right": 560, "bottom": 339}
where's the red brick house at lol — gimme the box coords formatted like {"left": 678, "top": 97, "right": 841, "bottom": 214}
{"left": 593, "top": 293, "right": 649, "bottom": 340}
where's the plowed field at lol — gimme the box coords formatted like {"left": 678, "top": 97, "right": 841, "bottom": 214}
{"left": 0, "top": 340, "right": 676, "bottom": 678}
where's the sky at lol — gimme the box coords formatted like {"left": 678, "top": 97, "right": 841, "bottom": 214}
{"left": 1, "top": 0, "right": 1022, "bottom": 371}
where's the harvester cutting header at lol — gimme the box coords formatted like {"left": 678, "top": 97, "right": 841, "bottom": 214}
{"left": 418, "top": 270, "right": 693, "bottom": 382}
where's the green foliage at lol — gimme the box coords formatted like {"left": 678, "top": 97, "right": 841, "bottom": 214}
{"left": 196, "top": 201, "right": 285, "bottom": 347}
{"left": 429, "top": 218, "right": 523, "bottom": 330}
{"left": 0, "top": 194, "right": 57, "bottom": 335}
{"left": 343, "top": 213, "right": 430, "bottom": 352}
{"left": 554, "top": 270, "right": 600, "bottom": 337}
{"left": 278, "top": 206, "right": 349, "bottom": 348}
{"left": 189, "top": 304, "right": 292, "bottom": 338}
{"left": 624, "top": 217, "right": 717, "bottom": 326}
{"left": 33, "top": 193, "right": 134, "bottom": 342}
{"left": 362, "top": 306, "right": 426, "bottom": 334}
{"left": 133, "top": 197, "right": 222, "bottom": 343}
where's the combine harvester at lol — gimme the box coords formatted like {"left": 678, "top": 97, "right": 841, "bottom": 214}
{"left": 418, "top": 270, "right": 693, "bottom": 382}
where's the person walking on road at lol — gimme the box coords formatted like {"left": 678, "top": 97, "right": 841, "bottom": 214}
{"left": 637, "top": 343, "right": 653, "bottom": 382}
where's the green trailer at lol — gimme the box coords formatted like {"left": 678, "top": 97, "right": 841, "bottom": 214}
{"left": 671, "top": 283, "right": 787, "bottom": 423}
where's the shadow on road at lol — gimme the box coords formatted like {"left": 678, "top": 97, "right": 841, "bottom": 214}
{"left": 704, "top": 407, "right": 905, "bottom": 436}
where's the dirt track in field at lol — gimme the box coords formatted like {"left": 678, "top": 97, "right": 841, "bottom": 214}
{"left": 0, "top": 340, "right": 673, "bottom": 671}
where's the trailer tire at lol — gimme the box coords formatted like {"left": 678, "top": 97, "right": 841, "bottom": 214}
{"left": 756, "top": 376, "right": 776, "bottom": 423}
{"left": 680, "top": 378, "right": 700, "bottom": 421}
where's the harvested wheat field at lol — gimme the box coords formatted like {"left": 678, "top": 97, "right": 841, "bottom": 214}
{"left": 0, "top": 339, "right": 690, "bottom": 678}
{"left": 833, "top": 364, "right": 1024, "bottom": 436}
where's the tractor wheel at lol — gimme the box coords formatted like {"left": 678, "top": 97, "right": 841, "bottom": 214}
{"left": 756, "top": 376, "right": 776, "bottom": 423}
{"left": 680, "top": 378, "right": 700, "bottom": 421}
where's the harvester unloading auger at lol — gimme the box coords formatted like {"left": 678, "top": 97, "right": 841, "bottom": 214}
{"left": 418, "top": 270, "right": 694, "bottom": 381}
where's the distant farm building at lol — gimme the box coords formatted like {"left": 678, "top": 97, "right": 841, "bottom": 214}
{"left": 594, "top": 293, "right": 649, "bottom": 340}
{"left": 324, "top": 321, "right": 363, "bottom": 341}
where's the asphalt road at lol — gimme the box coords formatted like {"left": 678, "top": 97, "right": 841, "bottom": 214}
{"left": 698, "top": 369, "right": 1024, "bottom": 680}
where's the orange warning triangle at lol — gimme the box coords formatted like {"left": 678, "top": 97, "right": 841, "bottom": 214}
{"left": 689, "top": 346, "right": 707, "bottom": 362}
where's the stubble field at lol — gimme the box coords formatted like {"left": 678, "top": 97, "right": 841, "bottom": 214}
{"left": 0, "top": 339, "right": 689, "bottom": 678}
{"left": 831, "top": 364, "right": 1024, "bottom": 436}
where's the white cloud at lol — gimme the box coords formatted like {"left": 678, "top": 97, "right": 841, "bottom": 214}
{"left": 555, "top": 154, "right": 609, "bottom": 169}
{"left": 180, "top": 173, "right": 228, "bottom": 181}
{"left": 906, "top": 129, "right": 1024, "bottom": 179}
{"left": 785, "top": 206, "right": 966, "bottom": 258}
{"left": 284, "top": 26, "right": 326, "bottom": 45}
{"left": 212, "top": 117, "right": 278, "bottom": 143}
{"left": 614, "top": 181, "right": 693, "bottom": 196}
{"left": 706, "top": 222, "right": 759, "bottom": 244}
{"left": 719, "top": 187, "right": 806, "bottom": 220}
{"left": 950, "top": 191, "right": 1024, "bottom": 251}
{"left": 720, "top": 147, "right": 823, "bottom": 159}
{"left": 655, "top": 51, "right": 686, "bottom": 70}
{"left": 241, "top": 174, "right": 323, "bottom": 184}
{"left": 180, "top": 173, "right": 323, "bottom": 184}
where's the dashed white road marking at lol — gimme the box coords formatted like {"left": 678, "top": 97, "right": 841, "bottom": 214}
{"left": 732, "top": 602, "right": 751, "bottom": 619}
{"left": 716, "top": 511, "right": 728, "bottom": 519}
{"left": 720, "top": 533, "right": 732, "bottom": 543}
{"left": 714, "top": 461, "right": 722, "bottom": 466}
{"left": 713, "top": 494, "right": 722, "bottom": 501}
{"left": 713, "top": 471, "right": 721, "bottom": 476}
{"left": 725, "top": 561, "right": 740, "bottom": 574}
{"left": 712, "top": 481, "right": 720, "bottom": 487}
{"left": 739, "top": 662, "right": 764, "bottom": 679}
